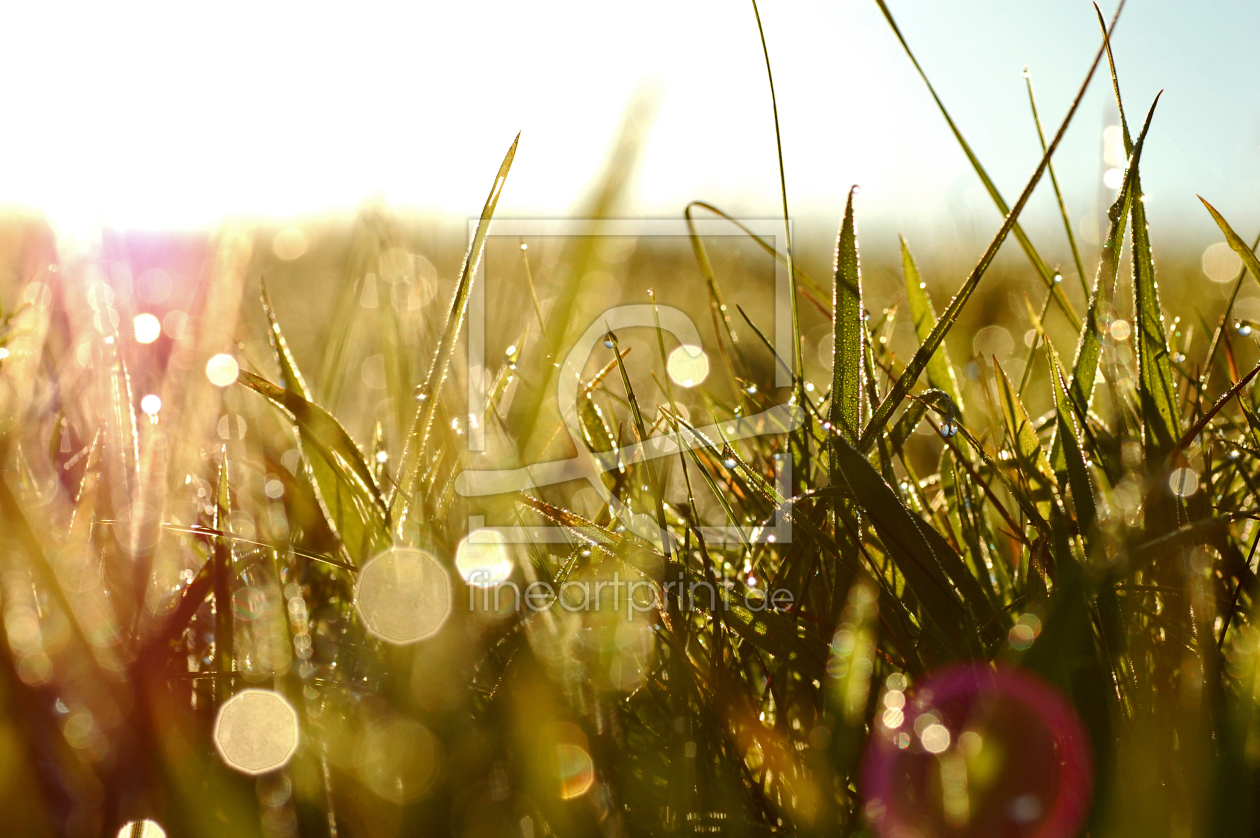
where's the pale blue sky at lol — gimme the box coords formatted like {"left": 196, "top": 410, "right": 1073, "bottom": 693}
{"left": 0, "top": 1, "right": 1254, "bottom": 251}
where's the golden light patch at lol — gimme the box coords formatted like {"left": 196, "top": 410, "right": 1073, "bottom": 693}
{"left": 355, "top": 548, "right": 452, "bottom": 644}
{"left": 213, "top": 689, "right": 300, "bottom": 775}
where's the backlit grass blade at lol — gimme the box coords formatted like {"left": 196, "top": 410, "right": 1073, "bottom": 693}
{"left": 1024, "top": 68, "right": 1089, "bottom": 300}
{"left": 861, "top": 21, "right": 1114, "bottom": 450}
{"left": 1048, "top": 344, "right": 1098, "bottom": 542}
{"left": 829, "top": 187, "right": 864, "bottom": 446}
{"left": 994, "top": 360, "right": 1055, "bottom": 491}
{"left": 901, "top": 237, "right": 962, "bottom": 413}
{"left": 1056, "top": 96, "right": 1157, "bottom": 465}
{"left": 684, "top": 201, "right": 830, "bottom": 312}
{"left": 391, "top": 134, "right": 518, "bottom": 534}
{"left": 213, "top": 456, "right": 234, "bottom": 705}
{"left": 750, "top": 0, "right": 804, "bottom": 394}
{"left": 1199, "top": 226, "right": 1260, "bottom": 394}
{"left": 830, "top": 433, "right": 975, "bottom": 658}
{"left": 607, "top": 328, "right": 671, "bottom": 550}
{"left": 260, "top": 277, "right": 312, "bottom": 402}
{"left": 238, "top": 369, "right": 387, "bottom": 565}
{"left": 1130, "top": 139, "right": 1180, "bottom": 462}
{"left": 1200, "top": 198, "right": 1260, "bottom": 311}
{"left": 683, "top": 203, "right": 750, "bottom": 384}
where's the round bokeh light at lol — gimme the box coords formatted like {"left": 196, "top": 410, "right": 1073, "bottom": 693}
{"left": 213, "top": 689, "right": 300, "bottom": 775}
{"left": 355, "top": 547, "right": 453, "bottom": 644}
{"left": 133, "top": 313, "right": 162, "bottom": 344}
{"left": 116, "top": 820, "right": 165, "bottom": 838}
{"left": 205, "top": 353, "right": 240, "bottom": 387}
{"left": 455, "top": 529, "right": 515, "bottom": 587}
{"left": 666, "top": 344, "right": 710, "bottom": 388}
{"left": 862, "top": 663, "right": 1092, "bottom": 838}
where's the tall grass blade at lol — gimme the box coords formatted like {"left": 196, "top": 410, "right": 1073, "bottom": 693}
{"left": 391, "top": 134, "right": 518, "bottom": 534}
{"left": 750, "top": 0, "right": 803, "bottom": 392}
{"left": 1130, "top": 140, "right": 1180, "bottom": 462}
{"left": 1024, "top": 68, "right": 1089, "bottom": 299}
{"left": 829, "top": 187, "right": 864, "bottom": 445}
{"left": 238, "top": 369, "right": 387, "bottom": 564}
{"left": 901, "top": 237, "right": 962, "bottom": 412}
{"left": 829, "top": 433, "right": 975, "bottom": 658}
{"left": 1200, "top": 198, "right": 1260, "bottom": 308}
{"left": 1048, "top": 344, "right": 1098, "bottom": 542}
{"left": 1064, "top": 97, "right": 1157, "bottom": 424}
{"left": 260, "top": 277, "right": 312, "bottom": 402}
{"left": 994, "top": 360, "right": 1056, "bottom": 491}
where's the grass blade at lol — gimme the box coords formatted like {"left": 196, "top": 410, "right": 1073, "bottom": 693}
{"left": 1200, "top": 198, "right": 1260, "bottom": 310}
{"left": 1024, "top": 67, "right": 1089, "bottom": 300}
{"left": 1048, "top": 344, "right": 1098, "bottom": 542}
{"left": 901, "top": 237, "right": 962, "bottom": 413}
{"left": 1130, "top": 137, "right": 1180, "bottom": 462}
{"left": 829, "top": 433, "right": 975, "bottom": 658}
{"left": 994, "top": 360, "right": 1055, "bottom": 491}
{"left": 829, "top": 187, "right": 864, "bottom": 445}
{"left": 260, "top": 277, "right": 312, "bottom": 402}
{"left": 1062, "top": 97, "right": 1158, "bottom": 432}
{"left": 391, "top": 134, "right": 519, "bottom": 535}
{"left": 238, "top": 370, "right": 387, "bottom": 564}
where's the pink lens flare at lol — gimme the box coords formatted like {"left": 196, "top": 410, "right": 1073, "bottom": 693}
{"left": 861, "top": 663, "right": 1092, "bottom": 838}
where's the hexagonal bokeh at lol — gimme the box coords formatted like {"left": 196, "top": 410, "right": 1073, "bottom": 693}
{"left": 213, "top": 689, "right": 300, "bottom": 775}
{"left": 355, "top": 547, "right": 453, "bottom": 644}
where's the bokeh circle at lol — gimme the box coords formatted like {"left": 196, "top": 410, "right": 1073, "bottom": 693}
{"left": 862, "top": 663, "right": 1092, "bottom": 838}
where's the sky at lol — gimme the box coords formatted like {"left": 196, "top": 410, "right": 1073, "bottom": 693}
{"left": 0, "top": 1, "right": 1256, "bottom": 250}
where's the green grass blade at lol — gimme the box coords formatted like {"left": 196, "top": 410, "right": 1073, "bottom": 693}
{"left": 213, "top": 456, "right": 234, "bottom": 705}
{"left": 901, "top": 237, "right": 962, "bottom": 413}
{"left": 829, "top": 187, "right": 864, "bottom": 446}
{"left": 1200, "top": 198, "right": 1260, "bottom": 309}
{"left": 1048, "top": 344, "right": 1098, "bottom": 542}
{"left": 684, "top": 201, "right": 830, "bottom": 312}
{"left": 1024, "top": 68, "right": 1089, "bottom": 300}
{"left": 994, "top": 360, "right": 1055, "bottom": 490}
{"left": 829, "top": 433, "right": 974, "bottom": 657}
{"left": 1130, "top": 146, "right": 1180, "bottom": 463}
{"left": 391, "top": 134, "right": 518, "bottom": 534}
{"left": 750, "top": 0, "right": 804, "bottom": 394}
{"left": 260, "top": 277, "right": 312, "bottom": 402}
{"left": 1058, "top": 96, "right": 1159, "bottom": 462}
{"left": 1199, "top": 226, "right": 1260, "bottom": 394}
{"left": 683, "top": 204, "right": 750, "bottom": 384}
{"left": 238, "top": 369, "right": 387, "bottom": 564}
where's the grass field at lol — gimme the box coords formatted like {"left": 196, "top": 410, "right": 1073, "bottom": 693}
{"left": 2, "top": 3, "right": 1260, "bottom": 837}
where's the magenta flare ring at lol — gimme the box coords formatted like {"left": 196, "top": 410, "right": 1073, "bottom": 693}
{"left": 860, "top": 662, "right": 1093, "bottom": 838}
